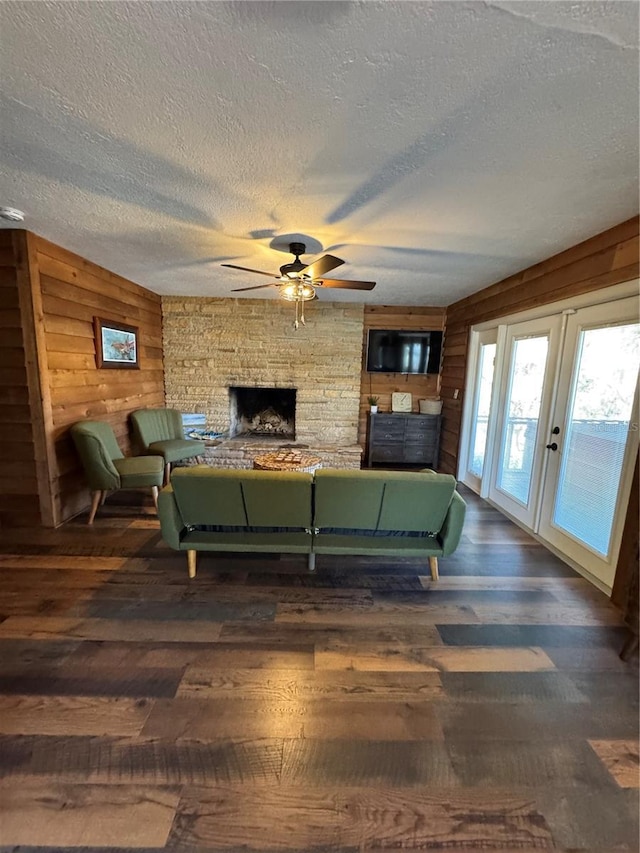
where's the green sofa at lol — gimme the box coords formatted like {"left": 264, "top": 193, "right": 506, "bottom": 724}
{"left": 158, "top": 467, "right": 466, "bottom": 579}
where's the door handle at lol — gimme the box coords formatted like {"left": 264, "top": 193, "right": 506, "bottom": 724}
{"left": 546, "top": 442, "right": 558, "bottom": 451}
{"left": 551, "top": 426, "right": 560, "bottom": 435}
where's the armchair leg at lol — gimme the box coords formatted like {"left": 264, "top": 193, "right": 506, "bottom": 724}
{"left": 187, "top": 549, "right": 197, "bottom": 579}
{"left": 429, "top": 556, "right": 439, "bottom": 581}
{"left": 88, "top": 490, "right": 102, "bottom": 525}
{"left": 164, "top": 462, "right": 171, "bottom": 485}
{"left": 151, "top": 486, "right": 159, "bottom": 510}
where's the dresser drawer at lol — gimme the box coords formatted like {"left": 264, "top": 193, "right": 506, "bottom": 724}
{"left": 405, "top": 426, "right": 438, "bottom": 442}
{"left": 403, "top": 444, "right": 433, "bottom": 463}
{"left": 371, "top": 417, "right": 405, "bottom": 441}
{"left": 370, "top": 445, "right": 404, "bottom": 463}
{"left": 407, "top": 415, "right": 438, "bottom": 431}
{"left": 372, "top": 415, "right": 403, "bottom": 429}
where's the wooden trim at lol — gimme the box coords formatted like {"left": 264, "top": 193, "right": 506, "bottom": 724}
{"left": 13, "top": 232, "right": 56, "bottom": 527}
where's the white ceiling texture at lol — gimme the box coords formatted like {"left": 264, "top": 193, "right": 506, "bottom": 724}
{"left": 0, "top": 1, "right": 638, "bottom": 306}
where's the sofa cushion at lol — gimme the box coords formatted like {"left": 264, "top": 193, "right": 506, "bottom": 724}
{"left": 313, "top": 469, "right": 456, "bottom": 533}
{"left": 169, "top": 467, "right": 313, "bottom": 529}
{"left": 149, "top": 438, "right": 205, "bottom": 463}
{"left": 114, "top": 455, "right": 164, "bottom": 488}
{"left": 314, "top": 469, "right": 385, "bottom": 529}
{"left": 171, "top": 468, "right": 248, "bottom": 526}
{"left": 377, "top": 473, "right": 456, "bottom": 533}
{"left": 240, "top": 471, "right": 313, "bottom": 528}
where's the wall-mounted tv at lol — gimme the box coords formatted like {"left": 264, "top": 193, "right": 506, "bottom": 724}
{"left": 366, "top": 329, "right": 443, "bottom": 375}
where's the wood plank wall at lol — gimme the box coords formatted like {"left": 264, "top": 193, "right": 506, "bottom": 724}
{"left": 357, "top": 305, "right": 445, "bottom": 447}
{"left": 0, "top": 231, "right": 42, "bottom": 527}
{"left": 5, "top": 231, "right": 165, "bottom": 527}
{"left": 440, "top": 217, "right": 640, "bottom": 477}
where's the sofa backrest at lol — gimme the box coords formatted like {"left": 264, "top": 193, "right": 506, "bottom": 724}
{"left": 313, "top": 469, "right": 457, "bottom": 533}
{"left": 169, "top": 467, "right": 314, "bottom": 527}
{"left": 131, "top": 408, "right": 184, "bottom": 448}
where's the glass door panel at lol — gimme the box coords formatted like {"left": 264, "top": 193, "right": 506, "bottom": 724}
{"left": 461, "top": 328, "right": 498, "bottom": 493}
{"left": 497, "top": 335, "right": 549, "bottom": 504}
{"left": 488, "top": 316, "right": 561, "bottom": 527}
{"left": 469, "top": 342, "right": 497, "bottom": 479}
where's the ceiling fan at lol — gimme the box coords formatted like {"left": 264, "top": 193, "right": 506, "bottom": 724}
{"left": 222, "top": 242, "right": 376, "bottom": 329}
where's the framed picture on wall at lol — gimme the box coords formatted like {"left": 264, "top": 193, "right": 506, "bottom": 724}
{"left": 94, "top": 317, "right": 140, "bottom": 369}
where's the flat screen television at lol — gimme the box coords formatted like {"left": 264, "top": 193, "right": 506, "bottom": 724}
{"left": 366, "top": 329, "right": 443, "bottom": 374}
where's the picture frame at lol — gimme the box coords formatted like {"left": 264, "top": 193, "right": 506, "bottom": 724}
{"left": 94, "top": 317, "right": 140, "bottom": 369}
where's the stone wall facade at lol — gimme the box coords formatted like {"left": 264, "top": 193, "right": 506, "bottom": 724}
{"left": 162, "top": 297, "right": 365, "bottom": 446}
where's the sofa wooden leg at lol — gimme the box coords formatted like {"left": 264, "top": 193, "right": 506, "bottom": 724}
{"left": 429, "top": 556, "right": 439, "bottom": 581}
{"left": 151, "top": 486, "right": 159, "bottom": 510}
{"left": 187, "top": 549, "right": 197, "bottom": 579}
{"left": 308, "top": 552, "right": 316, "bottom": 573}
{"left": 164, "top": 462, "right": 171, "bottom": 485}
{"left": 88, "top": 490, "right": 102, "bottom": 525}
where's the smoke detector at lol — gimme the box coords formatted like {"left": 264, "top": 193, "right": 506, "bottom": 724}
{"left": 0, "top": 207, "right": 25, "bottom": 222}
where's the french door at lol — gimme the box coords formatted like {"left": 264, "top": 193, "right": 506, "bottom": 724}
{"left": 463, "top": 295, "right": 639, "bottom": 589}
{"left": 538, "top": 299, "right": 639, "bottom": 586}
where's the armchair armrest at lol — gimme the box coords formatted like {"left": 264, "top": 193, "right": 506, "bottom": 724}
{"left": 158, "top": 485, "right": 184, "bottom": 549}
{"left": 438, "top": 490, "right": 466, "bottom": 556}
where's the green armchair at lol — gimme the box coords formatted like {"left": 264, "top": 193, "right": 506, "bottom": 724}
{"left": 130, "top": 408, "right": 206, "bottom": 484}
{"left": 70, "top": 420, "right": 164, "bottom": 524}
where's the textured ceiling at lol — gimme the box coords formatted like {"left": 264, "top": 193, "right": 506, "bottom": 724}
{"left": 0, "top": 1, "right": 638, "bottom": 306}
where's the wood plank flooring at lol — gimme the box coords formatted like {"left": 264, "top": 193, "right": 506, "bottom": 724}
{"left": 0, "top": 484, "right": 637, "bottom": 851}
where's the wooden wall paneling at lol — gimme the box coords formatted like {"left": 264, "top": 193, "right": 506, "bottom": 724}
{"left": 30, "top": 234, "right": 165, "bottom": 525}
{"left": 39, "top": 276, "right": 163, "bottom": 330}
{"left": 440, "top": 217, "right": 640, "bottom": 477}
{"left": 35, "top": 240, "right": 162, "bottom": 312}
{"left": 447, "top": 219, "right": 640, "bottom": 327}
{"left": 0, "top": 231, "right": 165, "bottom": 527}
{"left": 358, "top": 306, "right": 445, "bottom": 448}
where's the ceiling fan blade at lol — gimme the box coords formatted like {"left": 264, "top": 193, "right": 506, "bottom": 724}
{"left": 318, "top": 279, "right": 376, "bottom": 290}
{"left": 230, "top": 283, "right": 279, "bottom": 292}
{"left": 300, "top": 254, "right": 344, "bottom": 279}
{"left": 222, "top": 263, "right": 275, "bottom": 278}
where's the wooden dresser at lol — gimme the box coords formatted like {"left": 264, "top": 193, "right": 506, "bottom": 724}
{"left": 366, "top": 412, "right": 441, "bottom": 468}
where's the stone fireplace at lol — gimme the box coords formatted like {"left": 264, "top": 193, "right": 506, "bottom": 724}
{"left": 229, "top": 386, "right": 296, "bottom": 439}
{"left": 162, "top": 297, "right": 364, "bottom": 454}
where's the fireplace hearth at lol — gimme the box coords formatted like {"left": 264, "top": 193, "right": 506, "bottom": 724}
{"left": 229, "top": 386, "right": 296, "bottom": 438}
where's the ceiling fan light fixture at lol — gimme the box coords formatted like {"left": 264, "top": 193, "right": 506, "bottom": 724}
{"left": 279, "top": 281, "right": 316, "bottom": 302}
{"left": 222, "top": 240, "right": 375, "bottom": 330}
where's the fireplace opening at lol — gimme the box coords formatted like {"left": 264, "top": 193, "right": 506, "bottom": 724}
{"left": 229, "top": 387, "right": 296, "bottom": 438}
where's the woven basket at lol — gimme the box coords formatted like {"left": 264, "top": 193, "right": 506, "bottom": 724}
{"left": 419, "top": 398, "right": 443, "bottom": 415}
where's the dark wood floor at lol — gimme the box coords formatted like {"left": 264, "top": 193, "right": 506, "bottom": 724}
{"left": 0, "top": 485, "right": 637, "bottom": 852}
